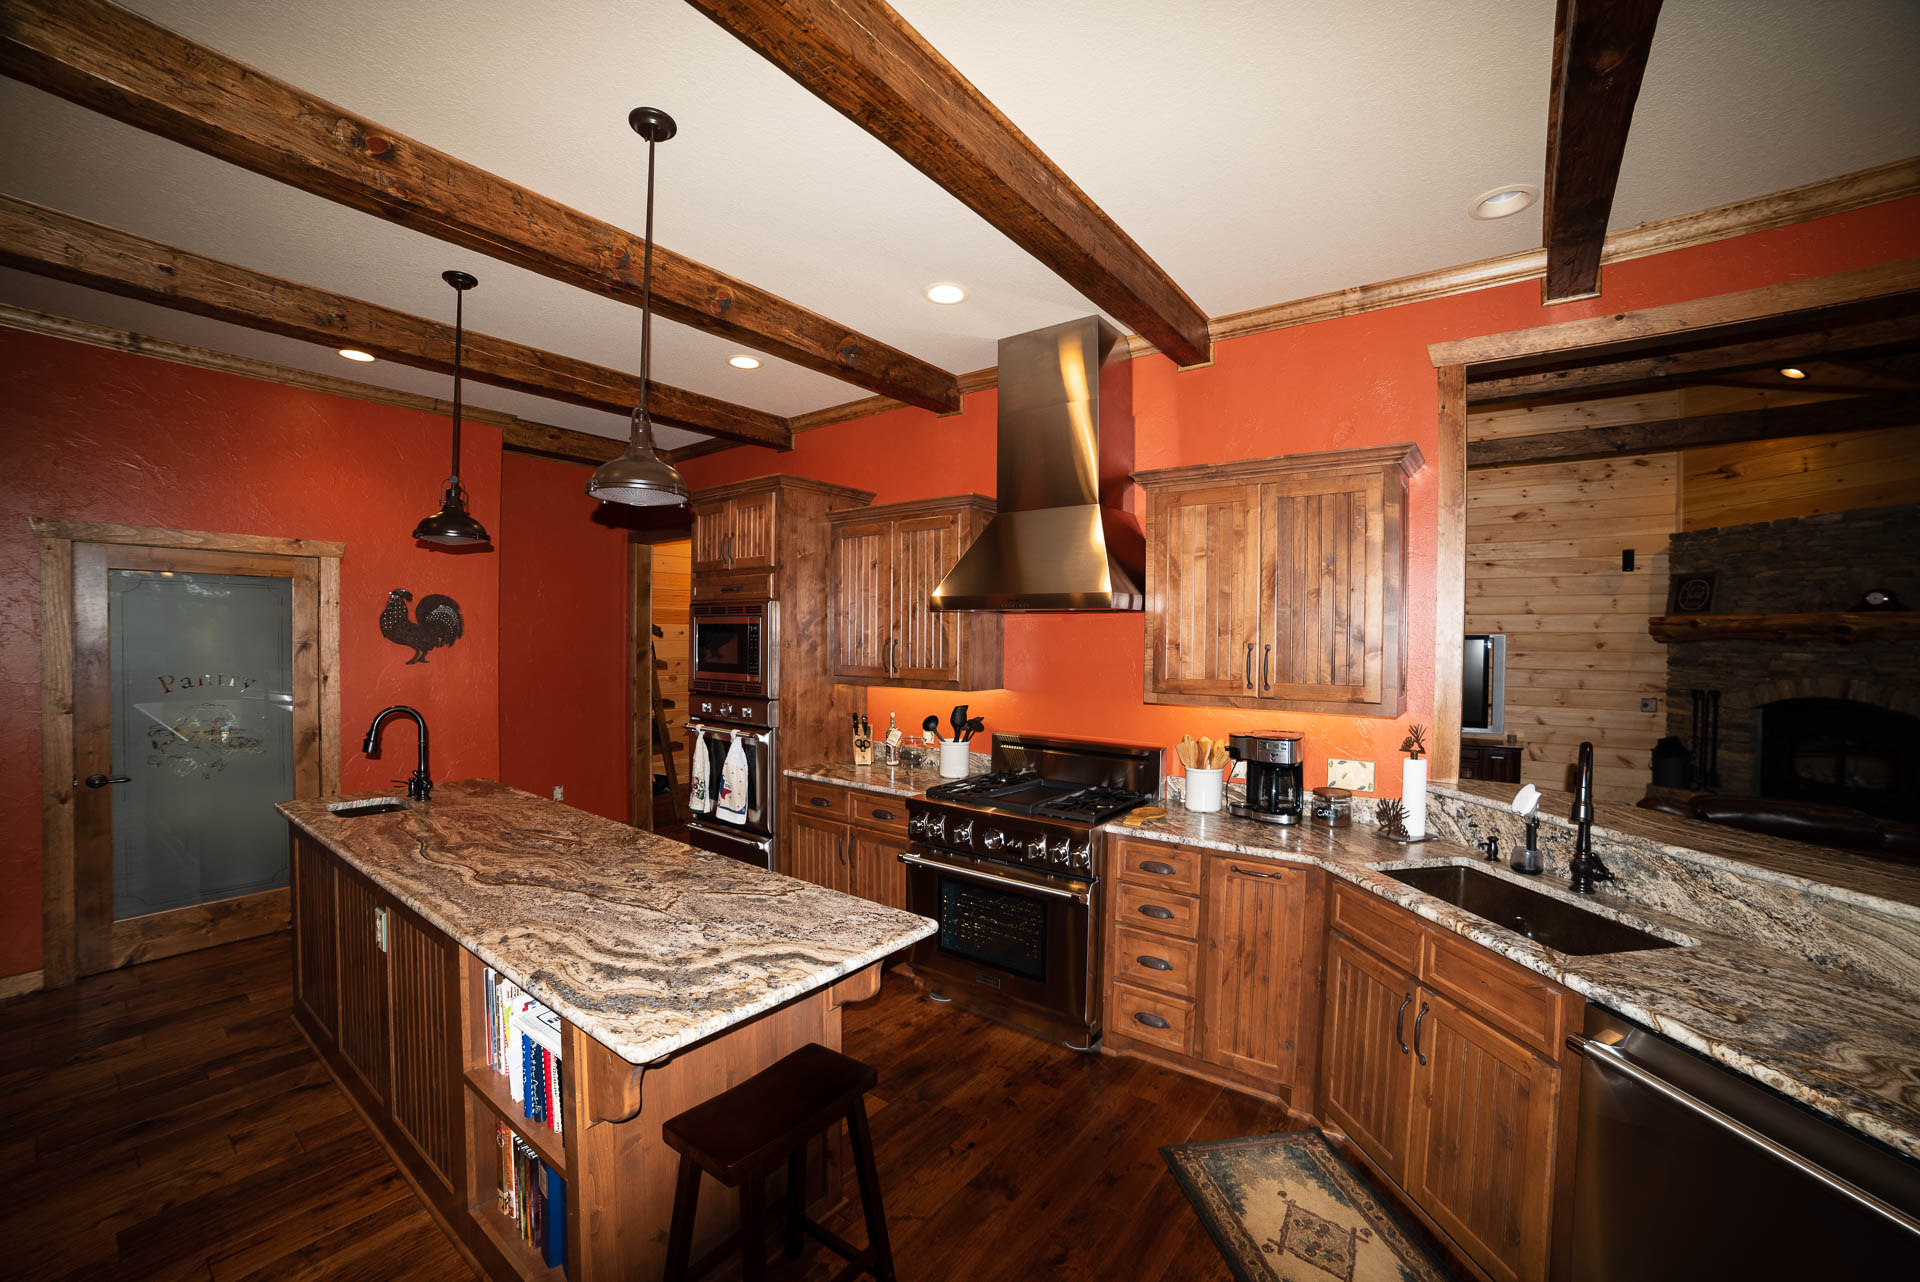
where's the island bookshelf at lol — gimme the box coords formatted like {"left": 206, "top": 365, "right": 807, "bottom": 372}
{"left": 289, "top": 832, "right": 874, "bottom": 1281}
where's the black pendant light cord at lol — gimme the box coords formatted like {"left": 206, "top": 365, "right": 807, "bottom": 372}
{"left": 449, "top": 283, "right": 465, "bottom": 493}
{"left": 637, "top": 130, "right": 656, "bottom": 433}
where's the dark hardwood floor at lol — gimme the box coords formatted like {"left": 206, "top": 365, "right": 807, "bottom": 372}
{"left": 1, "top": 935, "right": 1294, "bottom": 1281}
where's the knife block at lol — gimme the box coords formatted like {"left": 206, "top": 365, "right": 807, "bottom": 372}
{"left": 852, "top": 733, "right": 873, "bottom": 766}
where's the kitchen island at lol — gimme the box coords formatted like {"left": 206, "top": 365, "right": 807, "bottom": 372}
{"left": 278, "top": 779, "right": 933, "bottom": 1282}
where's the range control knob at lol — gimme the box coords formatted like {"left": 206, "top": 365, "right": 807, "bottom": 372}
{"left": 981, "top": 827, "right": 1006, "bottom": 853}
{"left": 952, "top": 819, "right": 975, "bottom": 846}
{"left": 1049, "top": 835, "right": 1071, "bottom": 864}
{"left": 1024, "top": 834, "right": 1049, "bottom": 860}
{"left": 1070, "top": 839, "right": 1093, "bottom": 870}
{"left": 925, "top": 814, "right": 947, "bottom": 842}
{"left": 908, "top": 813, "right": 928, "bottom": 837}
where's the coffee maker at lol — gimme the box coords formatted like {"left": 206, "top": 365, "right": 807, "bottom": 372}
{"left": 1228, "top": 730, "right": 1305, "bottom": 825}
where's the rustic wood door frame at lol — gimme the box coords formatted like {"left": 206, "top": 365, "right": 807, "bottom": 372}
{"left": 1424, "top": 257, "right": 1920, "bottom": 787}
{"left": 627, "top": 535, "right": 654, "bottom": 831}
{"left": 34, "top": 519, "right": 344, "bottom": 987}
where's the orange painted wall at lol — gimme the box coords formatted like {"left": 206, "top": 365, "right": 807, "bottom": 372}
{"left": 0, "top": 331, "right": 514, "bottom": 978}
{"left": 499, "top": 452, "right": 631, "bottom": 822}
{"left": 680, "top": 196, "right": 1920, "bottom": 791}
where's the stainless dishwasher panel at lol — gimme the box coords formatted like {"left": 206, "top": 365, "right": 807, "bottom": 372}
{"left": 1570, "top": 1007, "right": 1920, "bottom": 1282}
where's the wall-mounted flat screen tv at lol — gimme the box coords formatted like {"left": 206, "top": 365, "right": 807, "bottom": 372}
{"left": 1463, "top": 633, "right": 1507, "bottom": 736}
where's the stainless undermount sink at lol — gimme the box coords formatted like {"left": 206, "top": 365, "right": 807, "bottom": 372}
{"left": 326, "top": 797, "right": 413, "bottom": 817}
{"left": 1385, "top": 864, "right": 1683, "bottom": 956}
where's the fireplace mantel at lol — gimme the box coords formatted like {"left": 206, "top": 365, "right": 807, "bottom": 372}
{"left": 1648, "top": 612, "right": 1920, "bottom": 644}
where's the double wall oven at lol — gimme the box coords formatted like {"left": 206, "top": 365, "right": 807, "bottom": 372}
{"left": 685, "top": 597, "right": 780, "bottom": 868}
{"left": 903, "top": 735, "right": 1161, "bottom": 1049}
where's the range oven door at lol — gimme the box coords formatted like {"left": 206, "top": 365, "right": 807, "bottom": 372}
{"left": 691, "top": 600, "right": 776, "bottom": 698}
{"left": 685, "top": 820, "right": 774, "bottom": 870}
{"left": 901, "top": 845, "right": 1098, "bottom": 1048}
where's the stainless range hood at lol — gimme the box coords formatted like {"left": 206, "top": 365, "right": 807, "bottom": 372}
{"left": 930, "top": 316, "right": 1145, "bottom": 611}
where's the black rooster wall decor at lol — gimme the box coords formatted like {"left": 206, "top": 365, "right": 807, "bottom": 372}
{"left": 380, "top": 589, "right": 464, "bottom": 664}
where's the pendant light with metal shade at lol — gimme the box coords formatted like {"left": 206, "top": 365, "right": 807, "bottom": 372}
{"left": 588, "top": 107, "right": 690, "bottom": 508}
{"left": 413, "top": 270, "right": 492, "bottom": 545}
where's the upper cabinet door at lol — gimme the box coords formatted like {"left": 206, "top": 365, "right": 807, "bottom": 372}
{"left": 691, "top": 499, "right": 732, "bottom": 572}
{"left": 1145, "top": 484, "right": 1263, "bottom": 698}
{"left": 1260, "top": 469, "right": 1386, "bottom": 706}
{"left": 830, "top": 519, "right": 895, "bottom": 681}
{"left": 892, "top": 513, "right": 964, "bottom": 685}
{"left": 727, "top": 490, "right": 778, "bottom": 571}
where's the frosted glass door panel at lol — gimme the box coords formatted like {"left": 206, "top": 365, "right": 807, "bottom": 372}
{"left": 109, "top": 570, "right": 295, "bottom": 919}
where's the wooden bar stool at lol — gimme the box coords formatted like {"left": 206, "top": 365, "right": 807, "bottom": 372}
{"left": 662, "top": 1041, "right": 896, "bottom": 1282}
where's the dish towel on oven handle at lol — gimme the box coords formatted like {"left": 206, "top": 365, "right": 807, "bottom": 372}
{"left": 717, "top": 730, "right": 749, "bottom": 826}
{"left": 688, "top": 730, "right": 713, "bottom": 814}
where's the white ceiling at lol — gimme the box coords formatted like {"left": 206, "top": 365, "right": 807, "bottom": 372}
{"left": 3, "top": 0, "right": 1916, "bottom": 448}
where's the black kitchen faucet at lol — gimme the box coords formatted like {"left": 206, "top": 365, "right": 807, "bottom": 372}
{"left": 364, "top": 705, "right": 432, "bottom": 801}
{"left": 1568, "top": 740, "right": 1613, "bottom": 893}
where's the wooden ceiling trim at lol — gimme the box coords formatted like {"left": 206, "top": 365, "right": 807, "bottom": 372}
{"left": 1541, "top": 0, "right": 1665, "bottom": 303}
{"left": 0, "top": 302, "right": 629, "bottom": 466}
{"left": 0, "top": 0, "right": 959, "bottom": 413}
{"left": 682, "top": 0, "right": 1211, "bottom": 367}
{"left": 0, "top": 196, "right": 790, "bottom": 449}
{"left": 1466, "top": 392, "right": 1916, "bottom": 467}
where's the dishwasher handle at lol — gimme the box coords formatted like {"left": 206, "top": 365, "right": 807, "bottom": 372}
{"left": 1568, "top": 1033, "right": 1920, "bottom": 1238}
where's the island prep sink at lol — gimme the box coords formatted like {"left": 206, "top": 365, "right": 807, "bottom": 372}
{"left": 325, "top": 797, "right": 413, "bottom": 817}
{"left": 1386, "top": 864, "right": 1680, "bottom": 955}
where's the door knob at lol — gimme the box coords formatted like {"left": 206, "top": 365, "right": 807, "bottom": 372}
{"left": 84, "top": 773, "right": 131, "bottom": 788}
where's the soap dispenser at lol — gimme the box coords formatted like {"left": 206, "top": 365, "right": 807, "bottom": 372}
{"left": 1509, "top": 783, "right": 1544, "bottom": 875}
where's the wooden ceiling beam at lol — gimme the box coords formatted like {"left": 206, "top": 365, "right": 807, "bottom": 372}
{"left": 1466, "top": 310, "right": 1920, "bottom": 403}
{"left": 1541, "top": 0, "right": 1664, "bottom": 303}
{"left": 1467, "top": 392, "right": 1918, "bottom": 467}
{"left": 0, "top": 0, "right": 959, "bottom": 412}
{"left": 0, "top": 195, "right": 791, "bottom": 449}
{"left": 683, "top": 0, "right": 1212, "bottom": 367}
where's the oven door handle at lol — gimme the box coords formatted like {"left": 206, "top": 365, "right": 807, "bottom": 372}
{"left": 897, "top": 851, "right": 1091, "bottom": 904}
{"left": 687, "top": 720, "right": 772, "bottom": 743}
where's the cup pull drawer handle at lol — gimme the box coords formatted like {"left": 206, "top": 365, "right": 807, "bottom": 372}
{"left": 1140, "top": 860, "right": 1177, "bottom": 876}
{"left": 1138, "top": 904, "right": 1175, "bottom": 920}
{"left": 871, "top": 809, "right": 894, "bottom": 821}
{"left": 1136, "top": 955, "right": 1174, "bottom": 972}
{"left": 809, "top": 796, "right": 834, "bottom": 807}
{"left": 1133, "top": 1012, "right": 1171, "bottom": 1030}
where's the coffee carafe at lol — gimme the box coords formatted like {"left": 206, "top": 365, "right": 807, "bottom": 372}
{"left": 1228, "top": 730, "right": 1305, "bottom": 825}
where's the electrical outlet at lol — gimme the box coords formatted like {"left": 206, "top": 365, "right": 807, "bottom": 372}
{"left": 552, "top": 785, "right": 565, "bottom": 801}
{"left": 1327, "top": 758, "right": 1375, "bottom": 792}
{"left": 1640, "top": 698, "right": 1659, "bottom": 713}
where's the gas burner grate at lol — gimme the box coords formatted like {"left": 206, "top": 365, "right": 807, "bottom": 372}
{"left": 924, "top": 769, "right": 1038, "bottom": 800}
{"left": 1031, "top": 785, "right": 1155, "bottom": 822}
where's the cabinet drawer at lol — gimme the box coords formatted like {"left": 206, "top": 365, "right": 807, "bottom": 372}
{"left": 1114, "top": 840, "right": 1203, "bottom": 893}
{"left": 847, "top": 792, "right": 910, "bottom": 836}
{"left": 791, "top": 783, "right": 850, "bottom": 819}
{"left": 1421, "top": 928, "right": 1566, "bottom": 1058}
{"left": 1113, "top": 926, "right": 1200, "bottom": 999}
{"left": 1329, "top": 881, "right": 1422, "bottom": 973}
{"left": 1111, "top": 983, "right": 1195, "bottom": 1056}
{"left": 693, "top": 570, "right": 775, "bottom": 601}
{"left": 1114, "top": 882, "right": 1201, "bottom": 940}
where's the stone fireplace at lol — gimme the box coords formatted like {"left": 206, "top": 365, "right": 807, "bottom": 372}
{"left": 1663, "top": 503, "right": 1920, "bottom": 816}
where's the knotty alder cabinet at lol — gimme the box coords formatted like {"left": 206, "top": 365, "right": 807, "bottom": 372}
{"left": 1321, "top": 882, "right": 1581, "bottom": 1282}
{"left": 1134, "top": 443, "right": 1422, "bottom": 715}
{"left": 828, "top": 494, "right": 1002, "bottom": 690}
{"left": 1103, "top": 839, "right": 1326, "bottom": 1113}
{"left": 691, "top": 484, "right": 777, "bottom": 573}
{"left": 780, "top": 779, "right": 913, "bottom": 913}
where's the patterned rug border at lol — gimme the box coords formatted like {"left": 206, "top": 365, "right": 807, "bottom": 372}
{"left": 1160, "top": 1130, "right": 1456, "bottom": 1282}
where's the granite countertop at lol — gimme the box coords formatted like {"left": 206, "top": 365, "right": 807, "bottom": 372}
{"left": 784, "top": 760, "right": 951, "bottom": 798}
{"left": 279, "top": 780, "right": 934, "bottom": 1066}
{"left": 1105, "top": 806, "right": 1920, "bottom": 1161}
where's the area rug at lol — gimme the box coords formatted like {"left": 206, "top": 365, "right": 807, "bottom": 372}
{"left": 1161, "top": 1131, "right": 1455, "bottom": 1282}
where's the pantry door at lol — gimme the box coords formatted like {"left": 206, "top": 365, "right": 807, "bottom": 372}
{"left": 38, "top": 522, "right": 342, "bottom": 983}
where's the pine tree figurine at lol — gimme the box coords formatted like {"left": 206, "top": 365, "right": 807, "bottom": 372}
{"left": 1400, "top": 724, "right": 1428, "bottom": 760}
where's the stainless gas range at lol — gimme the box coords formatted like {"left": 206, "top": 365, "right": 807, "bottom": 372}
{"left": 902, "top": 733, "right": 1161, "bottom": 1049}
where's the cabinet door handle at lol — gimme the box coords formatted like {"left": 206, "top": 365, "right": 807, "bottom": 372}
{"left": 1140, "top": 860, "right": 1177, "bottom": 876}
{"left": 1133, "top": 1011, "right": 1171, "bottom": 1030}
{"left": 1395, "top": 993, "right": 1412, "bottom": 1054}
{"left": 1245, "top": 642, "right": 1254, "bottom": 690}
{"left": 1229, "top": 864, "right": 1283, "bottom": 880}
{"left": 1413, "top": 1000, "right": 1429, "bottom": 1066}
{"left": 837, "top": 835, "right": 847, "bottom": 867}
{"left": 889, "top": 637, "right": 899, "bottom": 675}
{"left": 871, "top": 808, "right": 895, "bottom": 821}
{"left": 1136, "top": 955, "right": 1174, "bottom": 972}
{"left": 1138, "top": 904, "right": 1175, "bottom": 920}
{"left": 84, "top": 773, "right": 131, "bottom": 788}
{"left": 1262, "top": 644, "right": 1271, "bottom": 691}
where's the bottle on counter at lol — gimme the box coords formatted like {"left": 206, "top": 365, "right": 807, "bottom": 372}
{"left": 717, "top": 730, "right": 749, "bottom": 826}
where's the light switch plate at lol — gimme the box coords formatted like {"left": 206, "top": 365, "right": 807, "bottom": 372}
{"left": 1327, "top": 758, "right": 1375, "bottom": 792}
{"left": 552, "top": 785, "right": 565, "bottom": 801}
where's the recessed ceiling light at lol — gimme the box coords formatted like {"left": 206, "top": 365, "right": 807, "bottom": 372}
{"left": 337, "top": 348, "right": 376, "bottom": 362}
{"left": 728, "top": 355, "right": 762, "bottom": 370}
{"left": 1779, "top": 366, "right": 1808, "bottom": 379}
{"left": 1468, "top": 185, "right": 1540, "bottom": 220}
{"left": 924, "top": 281, "right": 967, "bottom": 305}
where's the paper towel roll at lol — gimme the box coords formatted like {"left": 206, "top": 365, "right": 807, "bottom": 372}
{"left": 1403, "top": 758, "right": 1428, "bottom": 840}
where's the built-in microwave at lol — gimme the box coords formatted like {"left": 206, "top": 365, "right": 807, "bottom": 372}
{"left": 690, "top": 599, "right": 778, "bottom": 699}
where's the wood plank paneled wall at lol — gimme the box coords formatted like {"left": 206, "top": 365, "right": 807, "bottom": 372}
{"left": 652, "top": 539, "right": 691, "bottom": 775}
{"left": 1466, "top": 454, "right": 1676, "bottom": 802}
{"left": 1681, "top": 426, "right": 1920, "bottom": 530}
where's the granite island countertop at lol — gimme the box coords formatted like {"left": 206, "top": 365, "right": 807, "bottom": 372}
{"left": 279, "top": 780, "right": 934, "bottom": 1066}
{"left": 1105, "top": 805, "right": 1920, "bottom": 1161}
